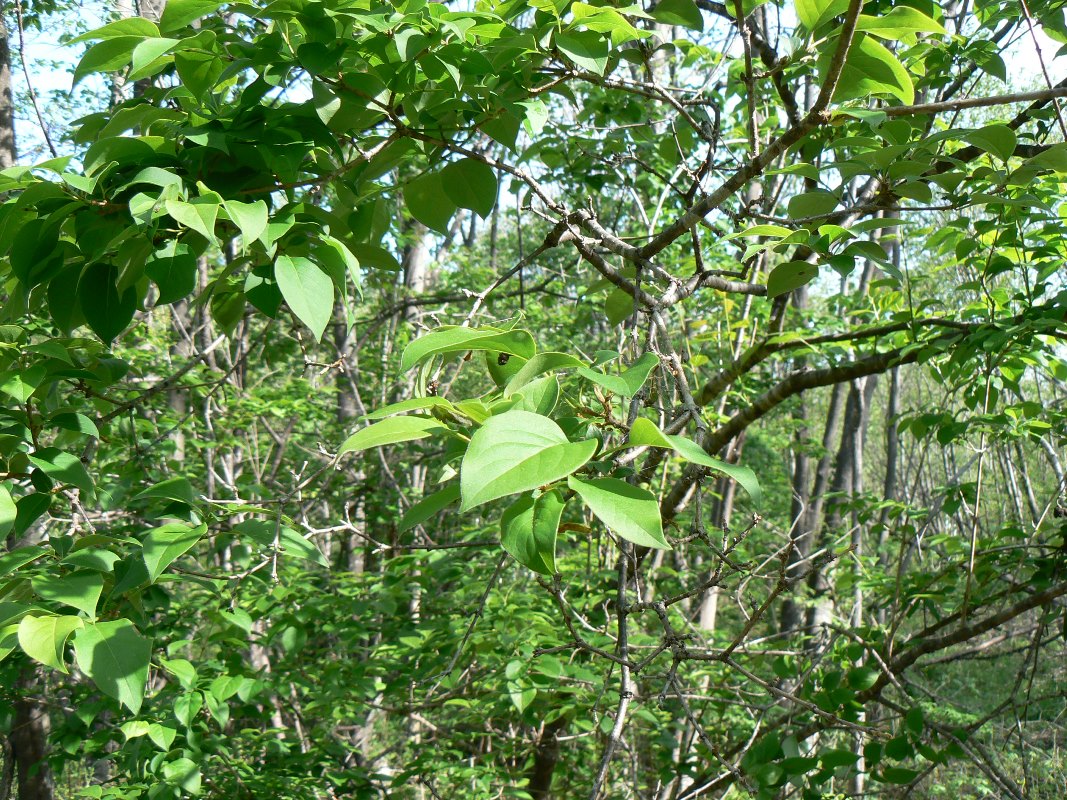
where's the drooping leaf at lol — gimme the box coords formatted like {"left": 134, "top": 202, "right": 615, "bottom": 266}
{"left": 500, "top": 490, "right": 565, "bottom": 574}
{"left": 577, "top": 352, "right": 659, "bottom": 396}
{"left": 627, "top": 418, "right": 763, "bottom": 505}
{"left": 460, "top": 411, "right": 597, "bottom": 510}
{"left": 73, "top": 620, "right": 152, "bottom": 714}
{"left": 651, "top": 0, "right": 704, "bottom": 31}
{"left": 567, "top": 476, "right": 670, "bottom": 549}
{"left": 142, "top": 522, "right": 207, "bottom": 583}
{"left": 0, "top": 485, "right": 15, "bottom": 537}
{"left": 78, "top": 262, "right": 138, "bottom": 343}
{"left": 403, "top": 172, "right": 456, "bottom": 234}
{"left": 555, "top": 31, "right": 611, "bottom": 75}
{"left": 32, "top": 571, "right": 104, "bottom": 617}
{"left": 146, "top": 241, "right": 198, "bottom": 304}
{"left": 767, "top": 261, "right": 818, "bottom": 298}
{"left": 829, "top": 33, "right": 914, "bottom": 105}
{"left": 788, "top": 190, "right": 839, "bottom": 219}
{"left": 441, "top": 159, "right": 498, "bottom": 218}
{"left": 962, "top": 124, "right": 1017, "bottom": 162}
{"left": 274, "top": 255, "right": 334, "bottom": 341}
{"left": 399, "top": 484, "right": 461, "bottom": 532}
{"left": 234, "top": 520, "right": 328, "bottom": 566}
{"left": 17, "top": 614, "right": 83, "bottom": 672}
{"left": 27, "top": 448, "right": 94, "bottom": 496}
{"left": 223, "top": 199, "right": 269, "bottom": 248}
{"left": 132, "top": 476, "right": 197, "bottom": 506}
{"left": 165, "top": 198, "right": 218, "bottom": 242}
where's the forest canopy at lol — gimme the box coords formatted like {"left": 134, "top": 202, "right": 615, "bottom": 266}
{"left": 0, "top": 0, "right": 1066, "bottom": 798}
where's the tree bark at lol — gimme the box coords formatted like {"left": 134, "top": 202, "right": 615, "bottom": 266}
{"left": 10, "top": 668, "right": 53, "bottom": 800}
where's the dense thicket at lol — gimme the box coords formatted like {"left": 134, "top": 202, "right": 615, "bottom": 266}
{"left": 0, "top": 0, "right": 1066, "bottom": 798}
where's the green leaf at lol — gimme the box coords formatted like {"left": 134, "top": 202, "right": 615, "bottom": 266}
{"left": 796, "top": 0, "right": 848, "bottom": 29}
{"left": 724, "top": 224, "right": 793, "bottom": 240}
{"left": 856, "top": 7, "right": 946, "bottom": 39}
{"left": 788, "top": 190, "right": 838, "bottom": 219}
{"left": 500, "top": 490, "right": 565, "bottom": 574}
{"left": 513, "top": 375, "right": 560, "bottom": 416}
{"left": 146, "top": 241, "right": 198, "bottom": 304}
{"left": 274, "top": 255, "right": 334, "bottom": 341}
{"left": 142, "top": 522, "right": 207, "bottom": 583}
{"left": 362, "top": 397, "right": 456, "bottom": 420}
{"left": 174, "top": 692, "right": 203, "bottom": 726}
{"left": 275, "top": 527, "right": 328, "bottom": 566}
{"left": 163, "top": 757, "right": 202, "bottom": 793}
{"left": 159, "top": 656, "right": 198, "bottom": 689}
{"left": 879, "top": 767, "right": 921, "bottom": 785}
{"left": 627, "top": 418, "right": 763, "bottom": 505}
{"left": 129, "top": 37, "right": 180, "bottom": 80}
{"left": 27, "top": 448, "right": 94, "bottom": 496}
{"left": 148, "top": 723, "right": 177, "bottom": 751}
{"left": 504, "top": 352, "right": 585, "bottom": 394}
{"left": 160, "top": 0, "right": 224, "bottom": 33}
{"left": 78, "top": 262, "right": 138, "bottom": 343}
{"left": 399, "top": 484, "right": 461, "bottom": 532}
{"left": 567, "top": 476, "right": 670, "bottom": 550}
{"left": 651, "top": 0, "right": 704, "bottom": 31}
{"left": 132, "top": 476, "right": 197, "bottom": 506}
{"left": 338, "top": 416, "right": 447, "bottom": 455}
{"left": 0, "top": 546, "right": 48, "bottom": 578}
{"left": 0, "top": 485, "right": 15, "bottom": 537}
{"left": 73, "top": 37, "right": 141, "bottom": 87}
{"left": 404, "top": 172, "right": 456, "bottom": 234}
{"left": 223, "top": 200, "right": 269, "bottom": 249}
{"left": 767, "top": 261, "right": 818, "bottom": 298}
{"left": 165, "top": 198, "right": 218, "bottom": 242}
{"left": 32, "top": 571, "right": 103, "bottom": 617}
{"left": 555, "top": 31, "right": 611, "bottom": 75}
{"left": 441, "top": 159, "right": 498, "bottom": 218}
{"left": 0, "top": 366, "right": 45, "bottom": 402}
{"left": 401, "top": 327, "right": 536, "bottom": 372}
{"left": 830, "top": 33, "right": 914, "bottom": 105}
{"left": 70, "top": 18, "right": 159, "bottom": 44}
{"left": 174, "top": 51, "right": 225, "bottom": 100}
{"left": 460, "top": 410, "right": 597, "bottom": 510}
{"left": 577, "top": 352, "right": 659, "bottom": 396}
{"left": 17, "top": 614, "right": 83, "bottom": 672}
{"left": 963, "top": 124, "right": 1017, "bottom": 162}
{"left": 73, "top": 620, "right": 152, "bottom": 714}
{"left": 121, "top": 720, "right": 150, "bottom": 740}
{"left": 50, "top": 412, "right": 99, "bottom": 438}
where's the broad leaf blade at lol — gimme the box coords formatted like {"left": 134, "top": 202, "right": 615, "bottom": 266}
{"left": 568, "top": 476, "right": 670, "bottom": 550}
{"left": 500, "top": 490, "right": 565, "bottom": 574}
{"left": 73, "top": 620, "right": 152, "bottom": 714}
{"left": 18, "top": 614, "right": 83, "bottom": 672}
{"left": 460, "top": 411, "right": 597, "bottom": 510}
{"left": 275, "top": 255, "right": 334, "bottom": 341}
{"left": 338, "top": 416, "right": 446, "bottom": 455}
{"left": 142, "top": 522, "right": 207, "bottom": 583}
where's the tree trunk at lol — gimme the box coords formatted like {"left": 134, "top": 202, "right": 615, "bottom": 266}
{"left": 10, "top": 668, "right": 53, "bottom": 800}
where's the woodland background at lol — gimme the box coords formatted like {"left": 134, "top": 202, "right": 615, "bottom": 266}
{"left": 0, "top": 0, "right": 1066, "bottom": 799}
